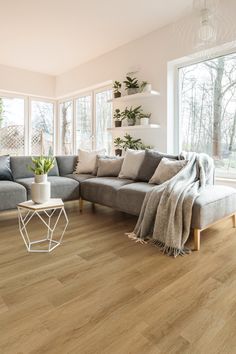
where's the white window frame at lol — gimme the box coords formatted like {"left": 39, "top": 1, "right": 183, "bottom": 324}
{"left": 0, "top": 91, "right": 56, "bottom": 156}
{"left": 57, "top": 84, "right": 112, "bottom": 155}
{"left": 168, "top": 42, "right": 236, "bottom": 182}
{"left": 29, "top": 97, "right": 56, "bottom": 155}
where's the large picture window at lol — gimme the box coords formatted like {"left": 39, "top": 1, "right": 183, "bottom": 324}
{"left": 179, "top": 52, "right": 236, "bottom": 179}
{"left": 59, "top": 101, "right": 73, "bottom": 155}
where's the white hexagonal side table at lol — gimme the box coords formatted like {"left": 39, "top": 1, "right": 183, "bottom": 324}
{"left": 17, "top": 198, "right": 68, "bottom": 253}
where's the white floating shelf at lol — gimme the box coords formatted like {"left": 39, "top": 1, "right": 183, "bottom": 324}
{"left": 107, "top": 90, "right": 160, "bottom": 103}
{"left": 107, "top": 124, "right": 160, "bottom": 132}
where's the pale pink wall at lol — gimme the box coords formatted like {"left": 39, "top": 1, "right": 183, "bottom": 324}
{"left": 0, "top": 64, "right": 55, "bottom": 98}
{"left": 55, "top": 0, "right": 236, "bottom": 152}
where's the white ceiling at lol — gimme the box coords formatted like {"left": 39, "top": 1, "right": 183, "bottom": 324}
{"left": 0, "top": 0, "right": 191, "bottom": 76}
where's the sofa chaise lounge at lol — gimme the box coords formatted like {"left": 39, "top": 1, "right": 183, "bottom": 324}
{"left": 0, "top": 155, "right": 235, "bottom": 251}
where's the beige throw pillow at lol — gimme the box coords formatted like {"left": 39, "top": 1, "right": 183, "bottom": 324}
{"left": 97, "top": 158, "right": 124, "bottom": 177}
{"left": 149, "top": 157, "right": 187, "bottom": 184}
{"left": 119, "top": 149, "right": 145, "bottom": 180}
{"left": 74, "top": 149, "right": 105, "bottom": 174}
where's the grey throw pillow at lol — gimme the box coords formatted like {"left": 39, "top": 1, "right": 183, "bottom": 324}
{"left": 97, "top": 158, "right": 124, "bottom": 177}
{"left": 149, "top": 157, "right": 187, "bottom": 184}
{"left": 0, "top": 155, "right": 13, "bottom": 181}
{"left": 136, "top": 150, "right": 179, "bottom": 182}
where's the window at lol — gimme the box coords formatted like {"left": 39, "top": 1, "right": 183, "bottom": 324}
{"left": 95, "top": 89, "right": 112, "bottom": 154}
{"left": 60, "top": 86, "right": 113, "bottom": 155}
{"left": 76, "top": 95, "right": 92, "bottom": 151}
{"left": 0, "top": 96, "right": 25, "bottom": 155}
{"left": 179, "top": 52, "right": 236, "bottom": 179}
{"left": 31, "top": 100, "right": 54, "bottom": 155}
{"left": 59, "top": 101, "right": 73, "bottom": 155}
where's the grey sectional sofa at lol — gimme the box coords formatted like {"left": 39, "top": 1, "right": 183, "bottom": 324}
{"left": 0, "top": 155, "right": 236, "bottom": 251}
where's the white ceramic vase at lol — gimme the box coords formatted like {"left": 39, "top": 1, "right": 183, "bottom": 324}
{"left": 31, "top": 174, "right": 51, "bottom": 204}
{"left": 142, "top": 83, "right": 152, "bottom": 93}
{"left": 140, "top": 117, "right": 150, "bottom": 126}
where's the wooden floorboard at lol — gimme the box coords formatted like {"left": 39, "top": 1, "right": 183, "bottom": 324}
{"left": 0, "top": 201, "right": 236, "bottom": 354}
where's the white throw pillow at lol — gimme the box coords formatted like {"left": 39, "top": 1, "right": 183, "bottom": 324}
{"left": 149, "top": 157, "right": 187, "bottom": 184}
{"left": 74, "top": 149, "right": 105, "bottom": 174}
{"left": 119, "top": 149, "right": 145, "bottom": 180}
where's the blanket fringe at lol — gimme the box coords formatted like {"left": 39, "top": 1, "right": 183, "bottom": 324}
{"left": 125, "top": 232, "right": 148, "bottom": 244}
{"left": 151, "top": 239, "right": 191, "bottom": 258}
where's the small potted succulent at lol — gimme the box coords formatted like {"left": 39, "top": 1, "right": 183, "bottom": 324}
{"left": 138, "top": 112, "right": 152, "bottom": 126}
{"left": 123, "top": 76, "right": 139, "bottom": 95}
{"left": 140, "top": 81, "right": 152, "bottom": 93}
{"left": 113, "top": 81, "right": 122, "bottom": 98}
{"left": 113, "top": 108, "right": 122, "bottom": 127}
{"left": 121, "top": 105, "right": 142, "bottom": 126}
{"left": 114, "top": 137, "right": 124, "bottom": 156}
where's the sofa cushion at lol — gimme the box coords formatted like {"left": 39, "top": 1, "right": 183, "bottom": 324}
{"left": 149, "top": 158, "right": 187, "bottom": 184}
{"left": 74, "top": 149, "right": 105, "bottom": 174}
{"left": 191, "top": 185, "right": 236, "bottom": 229}
{"left": 16, "top": 176, "right": 80, "bottom": 201}
{"left": 0, "top": 181, "right": 27, "bottom": 211}
{"left": 81, "top": 177, "right": 133, "bottom": 208}
{"left": 0, "top": 155, "right": 13, "bottom": 181}
{"left": 136, "top": 150, "right": 179, "bottom": 182}
{"left": 56, "top": 156, "right": 77, "bottom": 176}
{"left": 66, "top": 173, "right": 95, "bottom": 183}
{"left": 11, "top": 156, "right": 59, "bottom": 180}
{"left": 97, "top": 158, "right": 124, "bottom": 177}
{"left": 119, "top": 149, "right": 145, "bottom": 180}
{"left": 116, "top": 182, "right": 155, "bottom": 215}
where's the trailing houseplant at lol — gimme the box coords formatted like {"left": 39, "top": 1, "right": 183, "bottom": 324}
{"left": 113, "top": 81, "right": 122, "bottom": 98}
{"left": 121, "top": 105, "right": 142, "bottom": 126}
{"left": 114, "top": 137, "right": 124, "bottom": 156}
{"left": 113, "top": 108, "right": 122, "bottom": 127}
{"left": 123, "top": 76, "right": 139, "bottom": 95}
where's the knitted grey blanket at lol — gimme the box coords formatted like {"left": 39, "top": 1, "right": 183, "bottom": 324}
{"left": 127, "top": 152, "right": 214, "bottom": 257}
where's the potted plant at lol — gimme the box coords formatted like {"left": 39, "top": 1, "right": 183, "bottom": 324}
{"left": 123, "top": 76, "right": 139, "bottom": 95}
{"left": 122, "top": 134, "right": 142, "bottom": 150}
{"left": 29, "top": 156, "right": 55, "bottom": 204}
{"left": 121, "top": 105, "right": 142, "bottom": 126}
{"left": 138, "top": 112, "right": 152, "bottom": 126}
{"left": 140, "top": 81, "right": 152, "bottom": 93}
{"left": 113, "top": 108, "right": 122, "bottom": 127}
{"left": 113, "top": 81, "right": 122, "bottom": 98}
{"left": 114, "top": 137, "right": 124, "bottom": 156}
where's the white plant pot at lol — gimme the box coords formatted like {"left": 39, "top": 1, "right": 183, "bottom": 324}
{"left": 34, "top": 174, "right": 47, "bottom": 183}
{"left": 142, "top": 84, "right": 152, "bottom": 93}
{"left": 140, "top": 117, "right": 150, "bottom": 126}
{"left": 32, "top": 174, "right": 51, "bottom": 204}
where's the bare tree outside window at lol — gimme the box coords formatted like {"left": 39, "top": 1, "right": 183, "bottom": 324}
{"left": 31, "top": 101, "right": 54, "bottom": 156}
{"left": 95, "top": 89, "right": 112, "bottom": 154}
{"left": 0, "top": 97, "right": 24, "bottom": 155}
{"left": 179, "top": 52, "right": 236, "bottom": 178}
{"left": 76, "top": 96, "right": 92, "bottom": 152}
{"left": 59, "top": 101, "right": 73, "bottom": 155}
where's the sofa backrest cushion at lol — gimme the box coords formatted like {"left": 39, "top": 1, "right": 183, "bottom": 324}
{"left": 0, "top": 155, "right": 13, "bottom": 181}
{"left": 136, "top": 150, "right": 179, "bottom": 182}
{"left": 56, "top": 155, "right": 77, "bottom": 176}
{"left": 10, "top": 156, "right": 59, "bottom": 180}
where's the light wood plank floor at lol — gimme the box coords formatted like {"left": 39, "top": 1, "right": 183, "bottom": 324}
{"left": 0, "top": 201, "right": 236, "bottom": 354}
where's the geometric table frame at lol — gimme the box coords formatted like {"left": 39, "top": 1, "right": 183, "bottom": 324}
{"left": 17, "top": 198, "right": 68, "bottom": 253}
